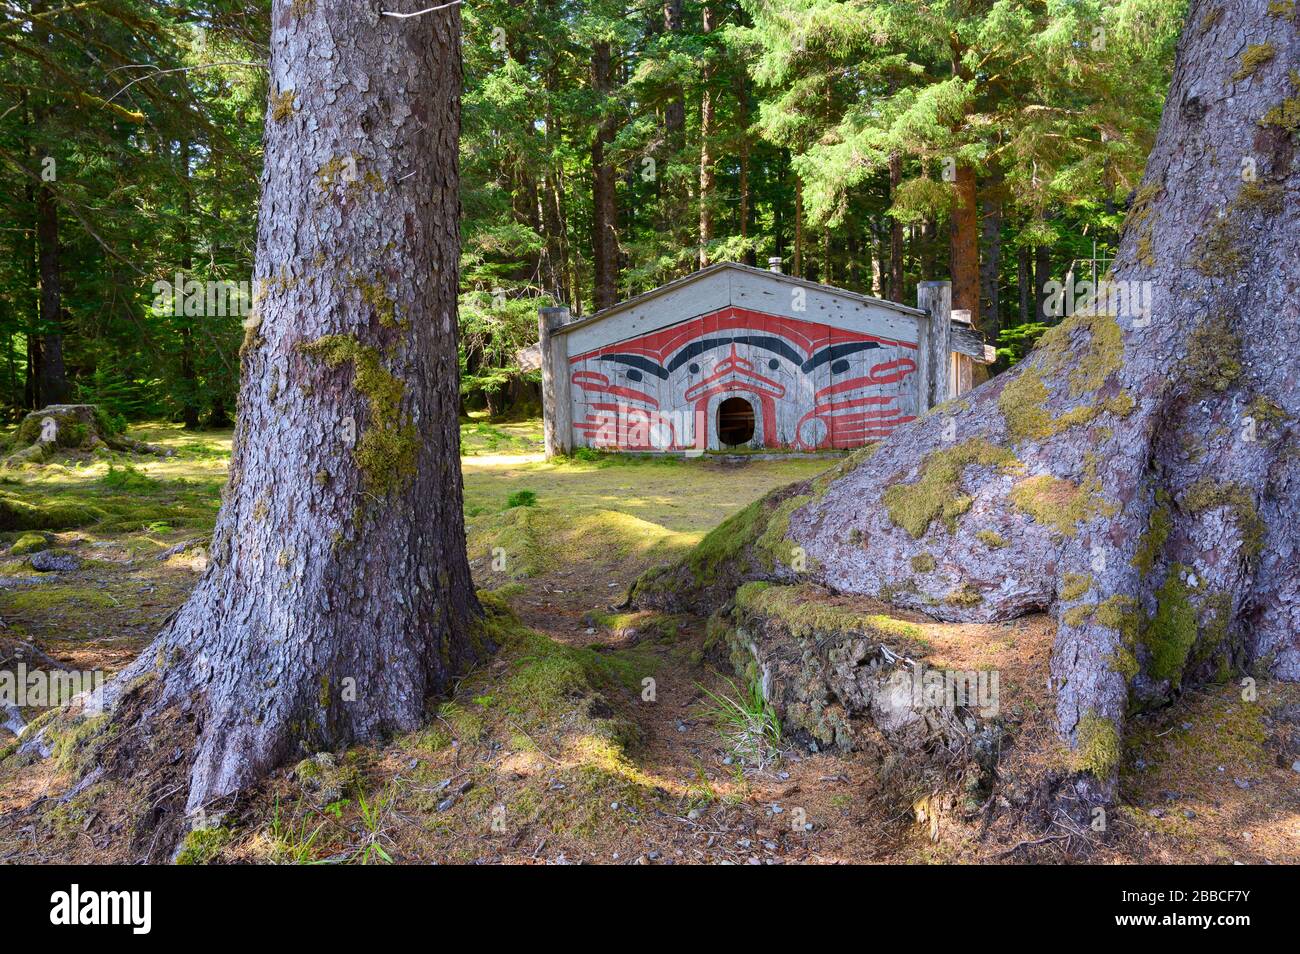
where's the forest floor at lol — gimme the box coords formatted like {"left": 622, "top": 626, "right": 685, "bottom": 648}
{"left": 0, "top": 417, "right": 1297, "bottom": 864}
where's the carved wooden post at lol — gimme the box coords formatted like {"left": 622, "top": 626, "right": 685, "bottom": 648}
{"left": 538, "top": 306, "right": 573, "bottom": 457}
{"left": 917, "top": 281, "right": 952, "bottom": 409}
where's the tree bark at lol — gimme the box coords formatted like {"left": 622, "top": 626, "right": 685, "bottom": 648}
{"left": 793, "top": 178, "right": 804, "bottom": 278}
{"left": 1035, "top": 242, "right": 1053, "bottom": 323}
{"left": 888, "top": 151, "right": 905, "bottom": 302}
{"left": 591, "top": 40, "right": 619, "bottom": 310}
{"left": 35, "top": 177, "right": 68, "bottom": 405}
{"left": 89, "top": 0, "right": 484, "bottom": 834}
{"left": 979, "top": 178, "right": 1002, "bottom": 349}
{"left": 178, "top": 137, "right": 201, "bottom": 430}
{"left": 736, "top": 71, "right": 754, "bottom": 267}
{"left": 697, "top": 3, "right": 716, "bottom": 269}
{"left": 1017, "top": 244, "right": 1032, "bottom": 326}
{"left": 662, "top": 0, "right": 685, "bottom": 147}
{"left": 950, "top": 163, "right": 980, "bottom": 328}
{"left": 639, "top": 0, "right": 1300, "bottom": 813}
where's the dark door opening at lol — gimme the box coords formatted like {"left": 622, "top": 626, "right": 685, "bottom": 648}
{"left": 717, "top": 397, "right": 756, "bottom": 446}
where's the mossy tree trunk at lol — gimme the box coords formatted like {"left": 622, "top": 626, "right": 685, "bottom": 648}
{"left": 92, "top": 0, "right": 483, "bottom": 834}
{"left": 644, "top": 0, "right": 1300, "bottom": 810}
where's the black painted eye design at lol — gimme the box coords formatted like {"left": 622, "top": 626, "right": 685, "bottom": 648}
{"left": 689, "top": 362, "right": 700, "bottom": 374}
{"left": 626, "top": 369, "right": 643, "bottom": 382}
{"left": 831, "top": 359, "right": 850, "bottom": 374}
{"left": 768, "top": 358, "right": 780, "bottom": 370}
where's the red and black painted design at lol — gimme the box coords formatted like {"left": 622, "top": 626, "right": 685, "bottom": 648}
{"left": 568, "top": 306, "right": 917, "bottom": 451}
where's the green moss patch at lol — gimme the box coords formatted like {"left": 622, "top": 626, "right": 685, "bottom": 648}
{"left": 1132, "top": 491, "right": 1172, "bottom": 576}
{"left": 1182, "top": 315, "right": 1242, "bottom": 394}
{"left": 1259, "top": 70, "right": 1300, "bottom": 132}
{"left": 1060, "top": 573, "right": 1094, "bottom": 602}
{"left": 1144, "top": 567, "right": 1198, "bottom": 685}
{"left": 882, "top": 439, "right": 1019, "bottom": 539}
{"left": 1074, "top": 710, "right": 1121, "bottom": 778}
{"left": 299, "top": 335, "right": 419, "bottom": 500}
{"left": 1009, "top": 459, "right": 1117, "bottom": 538}
{"left": 176, "top": 826, "right": 232, "bottom": 865}
{"left": 1180, "top": 478, "right": 1264, "bottom": 559}
{"left": 0, "top": 495, "right": 103, "bottom": 533}
{"left": 9, "top": 532, "right": 51, "bottom": 556}
{"left": 998, "top": 313, "right": 1130, "bottom": 443}
{"left": 735, "top": 581, "right": 926, "bottom": 645}
{"left": 1232, "top": 43, "right": 1276, "bottom": 82}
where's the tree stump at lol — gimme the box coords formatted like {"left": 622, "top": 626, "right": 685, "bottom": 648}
{"left": 3, "top": 405, "right": 167, "bottom": 466}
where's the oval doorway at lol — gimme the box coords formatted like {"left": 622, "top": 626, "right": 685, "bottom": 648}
{"left": 717, "top": 397, "right": 756, "bottom": 446}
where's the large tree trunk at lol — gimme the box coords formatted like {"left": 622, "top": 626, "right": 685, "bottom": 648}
{"left": 1034, "top": 242, "right": 1053, "bottom": 322}
{"left": 662, "top": 0, "right": 685, "bottom": 145}
{"left": 591, "top": 40, "right": 619, "bottom": 310}
{"left": 636, "top": 0, "right": 1299, "bottom": 814}
{"left": 81, "top": 0, "right": 484, "bottom": 838}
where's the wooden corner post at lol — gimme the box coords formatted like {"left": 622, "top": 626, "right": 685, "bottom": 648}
{"left": 538, "top": 306, "right": 573, "bottom": 458}
{"left": 917, "top": 281, "right": 952, "bottom": 411}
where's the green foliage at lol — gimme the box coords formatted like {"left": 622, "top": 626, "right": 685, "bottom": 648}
{"left": 695, "top": 675, "right": 783, "bottom": 769}
{"left": 0, "top": 0, "right": 1183, "bottom": 424}
{"left": 506, "top": 489, "right": 538, "bottom": 509}
{"left": 101, "top": 464, "right": 159, "bottom": 493}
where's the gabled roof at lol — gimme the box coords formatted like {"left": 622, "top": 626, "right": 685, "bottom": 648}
{"left": 551, "top": 261, "right": 992, "bottom": 363}
{"left": 553, "top": 261, "right": 925, "bottom": 337}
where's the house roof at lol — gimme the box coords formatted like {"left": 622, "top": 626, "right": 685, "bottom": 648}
{"left": 549, "top": 261, "right": 991, "bottom": 363}
{"left": 552, "top": 261, "right": 923, "bottom": 333}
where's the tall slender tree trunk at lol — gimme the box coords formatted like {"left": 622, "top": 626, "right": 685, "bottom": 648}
{"left": 1017, "top": 244, "right": 1033, "bottom": 327}
{"left": 636, "top": 0, "right": 1300, "bottom": 818}
{"left": 1035, "top": 243, "right": 1053, "bottom": 323}
{"left": 22, "top": 152, "right": 39, "bottom": 410}
{"left": 591, "top": 40, "right": 618, "bottom": 310}
{"left": 83, "top": 0, "right": 484, "bottom": 845}
{"left": 736, "top": 72, "right": 754, "bottom": 267}
{"left": 888, "top": 152, "right": 905, "bottom": 302}
{"left": 980, "top": 177, "right": 1003, "bottom": 354}
{"left": 793, "top": 178, "right": 804, "bottom": 278}
{"left": 178, "top": 137, "right": 201, "bottom": 430}
{"left": 662, "top": 0, "right": 685, "bottom": 146}
{"left": 697, "top": 3, "right": 716, "bottom": 269}
{"left": 950, "top": 163, "right": 980, "bottom": 328}
{"left": 34, "top": 178, "right": 68, "bottom": 405}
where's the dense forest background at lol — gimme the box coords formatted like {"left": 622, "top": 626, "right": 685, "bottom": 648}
{"left": 0, "top": 0, "right": 1184, "bottom": 427}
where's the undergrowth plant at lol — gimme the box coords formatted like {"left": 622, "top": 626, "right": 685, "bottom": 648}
{"left": 696, "top": 676, "right": 783, "bottom": 770}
